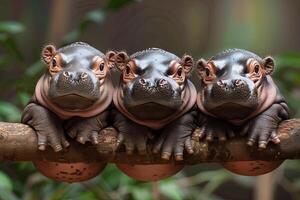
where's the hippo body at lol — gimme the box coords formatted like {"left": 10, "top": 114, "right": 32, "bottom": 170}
{"left": 195, "top": 49, "right": 289, "bottom": 148}
{"left": 113, "top": 48, "right": 198, "bottom": 160}
{"left": 21, "top": 42, "right": 115, "bottom": 151}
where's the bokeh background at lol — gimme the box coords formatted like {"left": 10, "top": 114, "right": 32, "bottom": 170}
{"left": 0, "top": 0, "right": 300, "bottom": 199}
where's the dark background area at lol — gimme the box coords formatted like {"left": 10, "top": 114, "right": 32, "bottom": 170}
{"left": 0, "top": 0, "right": 300, "bottom": 199}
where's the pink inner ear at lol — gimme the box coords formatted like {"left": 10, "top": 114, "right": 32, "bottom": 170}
{"left": 106, "top": 51, "right": 116, "bottom": 60}
{"left": 183, "top": 56, "right": 193, "bottom": 66}
{"left": 196, "top": 59, "right": 207, "bottom": 71}
{"left": 42, "top": 45, "right": 56, "bottom": 64}
{"left": 117, "top": 52, "right": 128, "bottom": 61}
{"left": 263, "top": 57, "right": 275, "bottom": 74}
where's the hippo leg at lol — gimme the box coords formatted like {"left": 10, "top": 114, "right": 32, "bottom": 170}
{"left": 153, "top": 111, "right": 198, "bottom": 161}
{"left": 21, "top": 103, "right": 70, "bottom": 152}
{"left": 194, "top": 114, "right": 235, "bottom": 142}
{"left": 112, "top": 109, "right": 153, "bottom": 155}
{"left": 243, "top": 102, "right": 289, "bottom": 148}
{"left": 64, "top": 111, "right": 109, "bottom": 145}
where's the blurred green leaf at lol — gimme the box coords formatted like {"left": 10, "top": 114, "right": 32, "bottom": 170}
{"left": 0, "top": 101, "right": 21, "bottom": 122}
{"left": 202, "top": 170, "right": 231, "bottom": 195}
{"left": 276, "top": 53, "right": 300, "bottom": 68}
{"left": 0, "top": 188, "right": 20, "bottom": 200}
{"left": 101, "top": 165, "right": 130, "bottom": 189}
{"left": 131, "top": 186, "right": 152, "bottom": 200}
{"left": 160, "top": 179, "right": 183, "bottom": 200}
{"left": 106, "top": 0, "right": 135, "bottom": 10}
{"left": 17, "top": 92, "right": 30, "bottom": 107}
{"left": 1, "top": 36, "right": 23, "bottom": 60}
{"left": 62, "top": 10, "right": 106, "bottom": 44}
{"left": 85, "top": 10, "right": 106, "bottom": 24}
{"left": 0, "top": 22, "right": 24, "bottom": 34}
{"left": 0, "top": 172, "right": 13, "bottom": 191}
{"left": 79, "top": 10, "right": 106, "bottom": 32}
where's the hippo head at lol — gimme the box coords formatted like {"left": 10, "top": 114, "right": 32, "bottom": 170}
{"left": 115, "top": 48, "right": 193, "bottom": 120}
{"left": 196, "top": 49, "right": 275, "bottom": 120}
{"left": 41, "top": 42, "right": 115, "bottom": 111}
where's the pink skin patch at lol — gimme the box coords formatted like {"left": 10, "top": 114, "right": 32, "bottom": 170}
{"left": 35, "top": 75, "right": 114, "bottom": 119}
{"left": 113, "top": 80, "right": 197, "bottom": 129}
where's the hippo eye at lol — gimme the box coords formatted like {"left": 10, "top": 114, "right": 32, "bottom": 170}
{"left": 52, "top": 59, "right": 57, "bottom": 67}
{"left": 205, "top": 68, "right": 210, "bottom": 76}
{"left": 125, "top": 65, "right": 131, "bottom": 75}
{"left": 254, "top": 65, "right": 260, "bottom": 74}
{"left": 99, "top": 63, "right": 105, "bottom": 71}
{"left": 177, "top": 68, "right": 182, "bottom": 76}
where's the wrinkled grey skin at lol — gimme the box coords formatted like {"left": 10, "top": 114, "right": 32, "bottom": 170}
{"left": 195, "top": 49, "right": 289, "bottom": 148}
{"left": 22, "top": 42, "right": 113, "bottom": 151}
{"left": 113, "top": 48, "right": 197, "bottom": 160}
{"left": 122, "top": 49, "right": 184, "bottom": 120}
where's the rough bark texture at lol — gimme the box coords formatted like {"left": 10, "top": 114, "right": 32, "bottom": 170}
{"left": 0, "top": 119, "right": 299, "bottom": 164}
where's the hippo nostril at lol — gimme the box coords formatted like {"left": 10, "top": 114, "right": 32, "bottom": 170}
{"left": 63, "top": 71, "right": 70, "bottom": 78}
{"left": 217, "top": 80, "right": 226, "bottom": 87}
{"left": 139, "top": 78, "right": 147, "bottom": 86}
{"left": 234, "top": 79, "right": 243, "bottom": 86}
{"left": 81, "top": 72, "right": 88, "bottom": 79}
{"left": 158, "top": 78, "right": 167, "bottom": 87}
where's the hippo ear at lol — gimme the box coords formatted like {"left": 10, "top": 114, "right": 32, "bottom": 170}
{"left": 196, "top": 58, "right": 208, "bottom": 78}
{"left": 105, "top": 51, "right": 117, "bottom": 69}
{"left": 181, "top": 55, "right": 194, "bottom": 74}
{"left": 115, "top": 51, "right": 129, "bottom": 71}
{"left": 263, "top": 56, "right": 275, "bottom": 75}
{"left": 42, "top": 44, "right": 56, "bottom": 64}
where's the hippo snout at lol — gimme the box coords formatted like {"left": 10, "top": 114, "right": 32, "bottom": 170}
{"left": 61, "top": 71, "right": 89, "bottom": 81}
{"left": 48, "top": 69, "right": 101, "bottom": 110}
{"left": 138, "top": 78, "right": 170, "bottom": 89}
{"left": 211, "top": 78, "right": 253, "bottom": 101}
{"left": 132, "top": 77, "right": 177, "bottom": 98}
{"left": 216, "top": 79, "right": 246, "bottom": 90}
{"left": 203, "top": 78, "right": 259, "bottom": 119}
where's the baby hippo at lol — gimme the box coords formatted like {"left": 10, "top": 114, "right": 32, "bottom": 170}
{"left": 113, "top": 48, "right": 198, "bottom": 160}
{"left": 21, "top": 42, "right": 115, "bottom": 182}
{"left": 195, "top": 49, "right": 289, "bottom": 148}
{"left": 22, "top": 42, "right": 115, "bottom": 150}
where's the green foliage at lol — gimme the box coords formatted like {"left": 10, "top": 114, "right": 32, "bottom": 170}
{"left": 274, "top": 53, "right": 300, "bottom": 117}
{"left": 0, "top": 0, "right": 299, "bottom": 199}
{"left": 106, "top": 0, "right": 135, "bottom": 10}
{"left": 0, "top": 21, "right": 24, "bottom": 61}
{"left": 0, "top": 101, "right": 21, "bottom": 122}
{"left": 63, "top": 0, "right": 135, "bottom": 44}
{"left": 62, "top": 10, "right": 106, "bottom": 45}
{"left": 160, "top": 179, "right": 183, "bottom": 200}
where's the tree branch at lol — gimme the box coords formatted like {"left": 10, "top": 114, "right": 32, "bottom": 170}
{"left": 0, "top": 119, "right": 299, "bottom": 164}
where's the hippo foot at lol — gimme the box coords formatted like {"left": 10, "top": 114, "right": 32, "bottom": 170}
{"left": 243, "top": 103, "right": 289, "bottom": 149}
{"left": 153, "top": 112, "right": 197, "bottom": 161}
{"left": 65, "top": 112, "right": 109, "bottom": 145}
{"left": 115, "top": 125, "right": 153, "bottom": 155}
{"left": 195, "top": 117, "right": 235, "bottom": 142}
{"left": 153, "top": 130, "right": 194, "bottom": 161}
{"left": 21, "top": 103, "right": 69, "bottom": 152}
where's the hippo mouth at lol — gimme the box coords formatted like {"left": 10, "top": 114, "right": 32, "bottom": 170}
{"left": 207, "top": 102, "right": 257, "bottom": 120}
{"left": 50, "top": 94, "right": 97, "bottom": 110}
{"left": 126, "top": 102, "right": 179, "bottom": 120}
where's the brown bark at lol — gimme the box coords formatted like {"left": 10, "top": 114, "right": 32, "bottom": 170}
{"left": 0, "top": 119, "right": 299, "bottom": 164}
